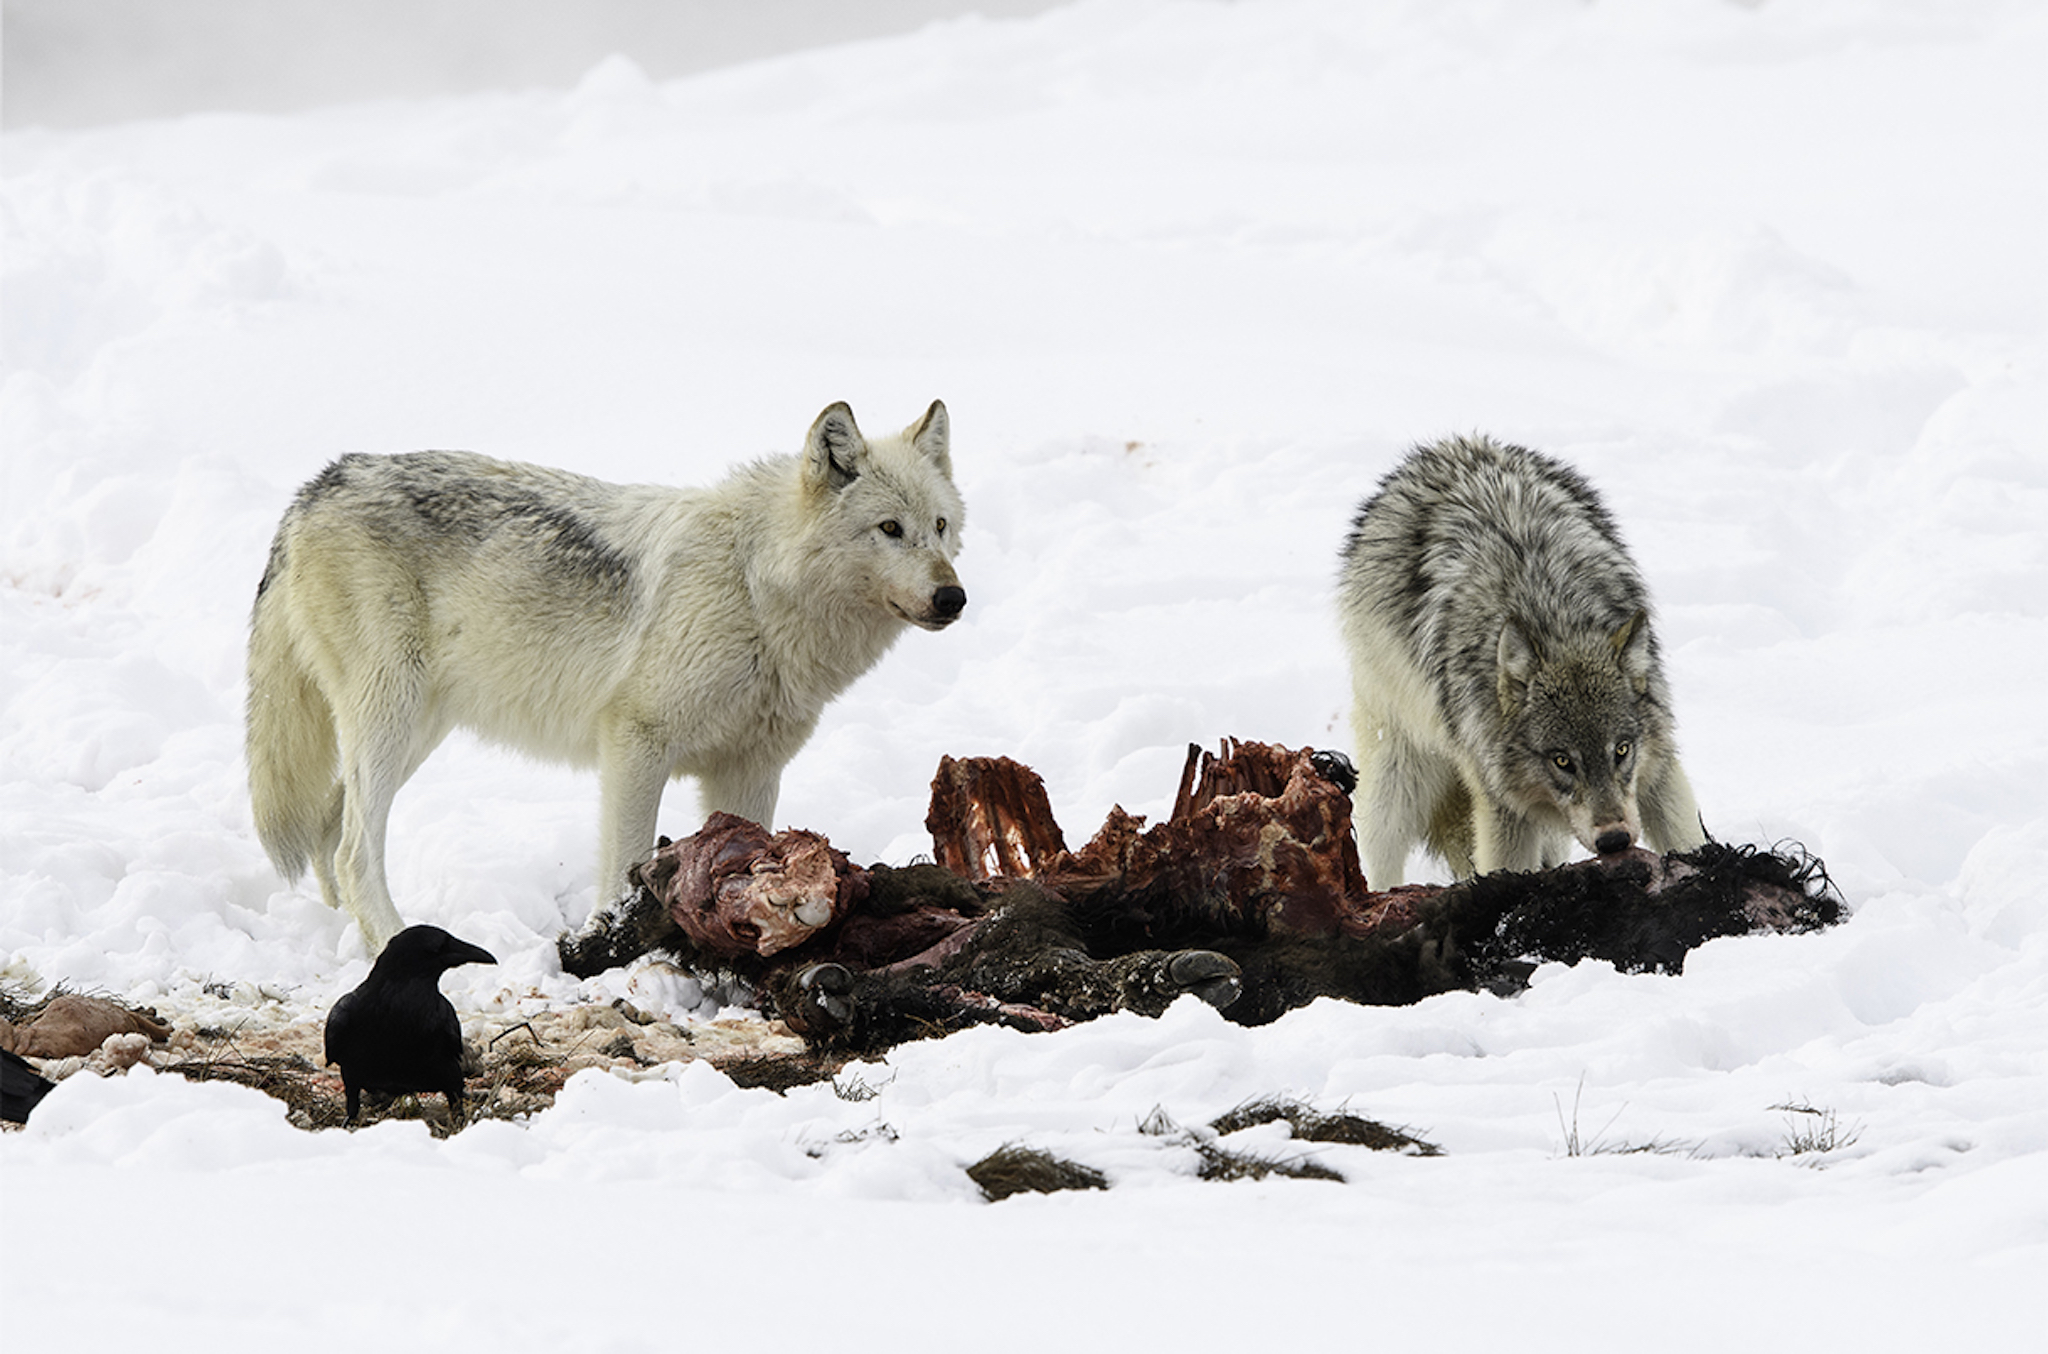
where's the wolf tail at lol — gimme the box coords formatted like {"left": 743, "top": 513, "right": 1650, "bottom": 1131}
{"left": 244, "top": 563, "right": 336, "bottom": 881}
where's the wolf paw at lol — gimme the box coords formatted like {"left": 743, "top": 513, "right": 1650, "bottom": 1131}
{"left": 1166, "top": 950, "right": 1243, "bottom": 1010}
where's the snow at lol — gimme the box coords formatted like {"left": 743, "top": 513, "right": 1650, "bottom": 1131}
{"left": 3, "top": 1, "right": 2044, "bottom": 1346}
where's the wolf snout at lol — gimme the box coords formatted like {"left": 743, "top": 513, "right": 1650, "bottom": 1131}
{"left": 896, "top": 583, "right": 966, "bottom": 631}
{"left": 1594, "top": 826, "right": 1635, "bottom": 856}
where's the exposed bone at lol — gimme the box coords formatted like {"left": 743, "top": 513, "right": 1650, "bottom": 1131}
{"left": 929, "top": 740, "right": 1372, "bottom": 938}
{"left": 632, "top": 812, "right": 868, "bottom": 959}
{"left": 926, "top": 754, "right": 1069, "bottom": 880}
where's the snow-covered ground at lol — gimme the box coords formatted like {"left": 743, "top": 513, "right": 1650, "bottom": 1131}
{"left": 4, "top": 2, "right": 2043, "bottom": 1347}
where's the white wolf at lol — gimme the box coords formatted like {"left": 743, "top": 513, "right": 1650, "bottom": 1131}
{"left": 246, "top": 401, "right": 965, "bottom": 953}
{"left": 1335, "top": 434, "right": 1705, "bottom": 886}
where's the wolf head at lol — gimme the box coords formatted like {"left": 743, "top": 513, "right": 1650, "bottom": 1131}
{"left": 801, "top": 400, "right": 967, "bottom": 631}
{"left": 1493, "top": 610, "right": 1670, "bottom": 858}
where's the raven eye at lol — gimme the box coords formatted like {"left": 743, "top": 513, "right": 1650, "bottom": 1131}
{"left": 880, "top": 520, "right": 903, "bottom": 538}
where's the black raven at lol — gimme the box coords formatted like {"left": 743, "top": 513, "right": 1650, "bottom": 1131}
{"left": 324, "top": 924, "right": 496, "bottom": 1126}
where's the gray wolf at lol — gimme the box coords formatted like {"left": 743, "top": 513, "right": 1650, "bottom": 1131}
{"left": 324, "top": 923, "right": 495, "bottom": 1125}
{"left": 1335, "top": 434, "right": 1705, "bottom": 885}
{"left": 247, "top": 401, "right": 965, "bottom": 953}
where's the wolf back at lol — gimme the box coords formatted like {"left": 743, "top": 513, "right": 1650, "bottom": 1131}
{"left": 246, "top": 401, "right": 965, "bottom": 953}
{"left": 1335, "top": 434, "right": 1705, "bottom": 885}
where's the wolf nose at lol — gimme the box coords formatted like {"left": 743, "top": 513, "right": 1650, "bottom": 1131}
{"left": 1594, "top": 827, "right": 1634, "bottom": 856}
{"left": 932, "top": 585, "right": 966, "bottom": 619}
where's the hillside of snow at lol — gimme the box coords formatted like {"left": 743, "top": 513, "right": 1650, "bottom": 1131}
{"left": 3, "top": 3, "right": 2043, "bottom": 1349}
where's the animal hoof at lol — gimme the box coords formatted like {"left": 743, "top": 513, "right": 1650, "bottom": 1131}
{"left": 1166, "top": 950, "right": 1242, "bottom": 1010}
{"left": 1309, "top": 749, "right": 1358, "bottom": 795}
{"left": 795, "top": 962, "right": 854, "bottom": 1026}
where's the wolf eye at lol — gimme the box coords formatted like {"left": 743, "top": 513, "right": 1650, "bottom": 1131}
{"left": 936, "top": 517, "right": 947, "bottom": 535}
{"left": 1614, "top": 740, "right": 1632, "bottom": 763}
{"left": 880, "top": 520, "right": 903, "bottom": 538}
{"left": 1552, "top": 754, "right": 1575, "bottom": 774}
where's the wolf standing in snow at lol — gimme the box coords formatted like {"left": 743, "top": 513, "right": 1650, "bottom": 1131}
{"left": 247, "top": 401, "right": 965, "bottom": 953}
{"left": 1336, "top": 435, "right": 1705, "bottom": 886}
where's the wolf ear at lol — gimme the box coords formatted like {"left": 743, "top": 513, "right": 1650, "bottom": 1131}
{"left": 804, "top": 402, "right": 866, "bottom": 492}
{"left": 1496, "top": 618, "right": 1541, "bottom": 711}
{"left": 1609, "top": 609, "right": 1652, "bottom": 694}
{"left": 909, "top": 400, "right": 952, "bottom": 477}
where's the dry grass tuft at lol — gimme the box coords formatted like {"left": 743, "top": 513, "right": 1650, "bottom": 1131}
{"left": 966, "top": 1144, "right": 1110, "bottom": 1200}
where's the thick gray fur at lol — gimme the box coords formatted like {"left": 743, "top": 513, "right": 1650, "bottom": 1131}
{"left": 1335, "top": 434, "right": 1705, "bottom": 885}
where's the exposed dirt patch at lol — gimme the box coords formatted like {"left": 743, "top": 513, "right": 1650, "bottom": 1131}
{"left": 6, "top": 982, "right": 822, "bottom": 1135}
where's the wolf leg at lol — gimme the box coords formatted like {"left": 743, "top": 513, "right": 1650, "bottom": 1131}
{"left": 596, "top": 731, "right": 673, "bottom": 903}
{"left": 331, "top": 765, "right": 408, "bottom": 954}
{"left": 1353, "top": 721, "right": 1434, "bottom": 888}
{"left": 1640, "top": 755, "right": 1708, "bottom": 853}
{"left": 697, "top": 760, "right": 781, "bottom": 834}
{"left": 1424, "top": 774, "right": 1478, "bottom": 879}
{"left": 330, "top": 698, "right": 439, "bottom": 953}
{"left": 311, "top": 780, "right": 345, "bottom": 912}
{"left": 1470, "top": 794, "right": 1545, "bottom": 876}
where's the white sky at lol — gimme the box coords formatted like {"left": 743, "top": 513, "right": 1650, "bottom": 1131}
{"left": 2, "top": 0, "right": 1062, "bottom": 129}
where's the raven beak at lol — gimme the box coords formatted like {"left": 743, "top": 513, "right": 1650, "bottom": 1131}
{"left": 452, "top": 939, "right": 497, "bottom": 968}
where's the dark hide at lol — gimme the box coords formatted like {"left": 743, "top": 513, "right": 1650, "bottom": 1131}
{"left": 758, "top": 839, "right": 1837, "bottom": 1052}
{"left": 563, "top": 842, "right": 1836, "bottom": 1058}
{"left": 1205, "top": 842, "right": 1837, "bottom": 1026}
{"left": 767, "top": 881, "right": 1246, "bottom": 1052}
